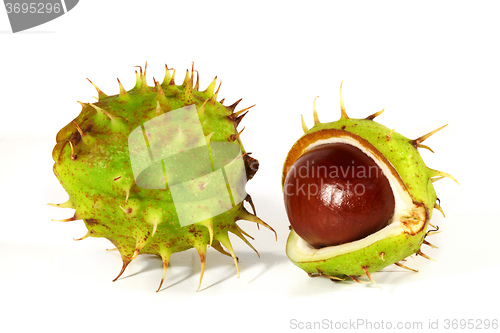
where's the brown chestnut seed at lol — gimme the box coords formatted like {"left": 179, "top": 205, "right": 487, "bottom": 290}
{"left": 283, "top": 143, "right": 395, "bottom": 248}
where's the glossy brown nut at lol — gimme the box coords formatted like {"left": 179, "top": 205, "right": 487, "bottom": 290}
{"left": 283, "top": 143, "right": 395, "bottom": 248}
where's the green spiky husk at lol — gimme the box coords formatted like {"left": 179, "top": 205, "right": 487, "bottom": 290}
{"left": 283, "top": 92, "right": 454, "bottom": 281}
{"left": 52, "top": 65, "right": 274, "bottom": 290}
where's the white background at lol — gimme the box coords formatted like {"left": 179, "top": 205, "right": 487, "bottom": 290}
{"left": 1, "top": 1, "right": 499, "bottom": 332}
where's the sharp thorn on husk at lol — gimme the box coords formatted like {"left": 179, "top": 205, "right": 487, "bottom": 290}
{"left": 204, "top": 132, "right": 215, "bottom": 145}
{"left": 313, "top": 96, "right": 320, "bottom": 125}
{"left": 416, "top": 143, "right": 435, "bottom": 153}
{"left": 309, "top": 272, "right": 344, "bottom": 281}
{"left": 195, "top": 244, "right": 207, "bottom": 292}
{"left": 215, "top": 81, "right": 221, "bottom": 95}
{"left": 245, "top": 194, "right": 257, "bottom": 215}
{"left": 417, "top": 249, "right": 436, "bottom": 261}
{"left": 428, "top": 168, "right": 459, "bottom": 185}
{"left": 394, "top": 262, "right": 419, "bottom": 272}
{"left": 134, "top": 64, "right": 144, "bottom": 78}
{"left": 414, "top": 124, "right": 448, "bottom": 145}
{"left": 68, "top": 140, "right": 76, "bottom": 160}
{"left": 349, "top": 275, "right": 364, "bottom": 283}
{"left": 197, "top": 99, "right": 209, "bottom": 117}
{"left": 211, "top": 241, "right": 232, "bottom": 257}
{"left": 112, "top": 256, "right": 132, "bottom": 282}
{"left": 235, "top": 225, "right": 255, "bottom": 241}
{"left": 124, "top": 188, "right": 130, "bottom": 203}
{"left": 156, "top": 265, "right": 168, "bottom": 293}
{"left": 362, "top": 267, "right": 381, "bottom": 288}
{"left": 86, "top": 78, "right": 107, "bottom": 100}
{"left": 190, "top": 62, "right": 195, "bottom": 87}
{"left": 210, "top": 81, "right": 222, "bottom": 102}
{"left": 137, "top": 62, "right": 148, "bottom": 91}
{"left": 182, "top": 69, "right": 190, "bottom": 87}
{"left": 231, "top": 224, "right": 259, "bottom": 258}
{"left": 434, "top": 200, "right": 446, "bottom": 217}
{"left": 194, "top": 70, "right": 200, "bottom": 90}
{"left": 169, "top": 69, "right": 176, "bottom": 85}
{"left": 152, "top": 77, "right": 158, "bottom": 91}
{"left": 156, "top": 249, "right": 172, "bottom": 293}
{"left": 366, "top": 109, "right": 384, "bottom": 120}
{"left": 151, "top": 223, "right": 158, "bottom": 238}
{"left": 73, "top": 231, "right": 91, "bottom": 241}
{"left": 234, "top": 104, "right": 256, "bottom": 117}
{"left": 234, "top": 111, "right": 249, "bottom": 128}
{"left": 47, "top": 200, "right": 74, "bottom": 209}
{"left": 329, "top": 277, "right": 344, "bottom": 282}
{"left": 322, "top": 273, "right": 344, "bottom": 281}
{"left": 204, "top": 77, "right": 217, "bottom": 95}
{"left": 117, "top": 78, "right": 127, "bottom": 96}
{"left": 134, "top": 70, "right": 141, "bottom": 88}
{"left": 386, "top": 129, "right": 395, "bottom": 141}
{"left": 431, "top": 176, "right": 445, "bottom": 183}
{"left": 340, "top": 81, "right": 349, "bottom": 119}
{"left": 423, "top": 240, "right": 439, "bottom": 249}
{"left": 238, "top": 207, "right": 277, "bottom": 241}
{"left": 72, "top": 121, "right": 84, "bottom": 137}
{"left": 301, "top": 114, "right": 308, "bottom": 133}
{"left": 88, "top": 104, "right": 115, "bottom": 121}
{"left": 217, "top": 234, "right": 240, "bottom": 278}
{"left": 199, "top": 219, "right": 214, "bottom": 247}
{"left": 162, "top": 64, "right": 172, "bottom": 85}
{"left": 118, "top": 205, "right": 129, "bottom": 214}
{"left": 51, "top": 215, "right": 77, "bottom": 222}
{"left": 227, "top": 98, "right": 243, "bottom": 113}
{"left": 230, "top": 127, "right": 245, "bottom": 141}
{"left": 425, "top": 226, "right": 441, "bottom": 237}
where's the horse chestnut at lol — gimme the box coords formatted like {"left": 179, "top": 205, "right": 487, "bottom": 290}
{"left": 283, "top": 143, "right": 395, "bottom": 248}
